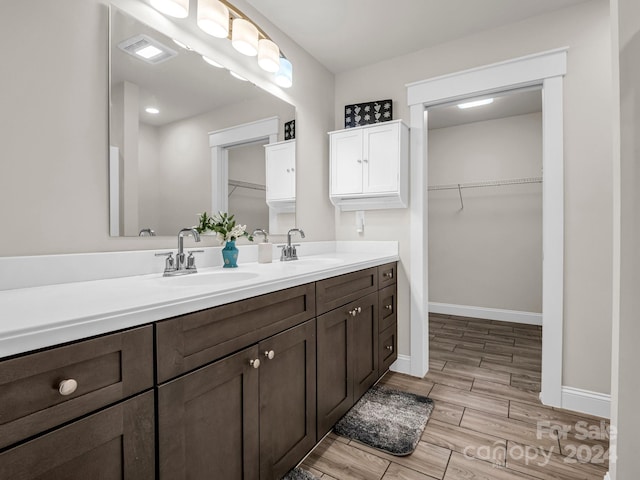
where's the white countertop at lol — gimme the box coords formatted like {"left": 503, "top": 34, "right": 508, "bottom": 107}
{"left": 0, "top": 243, "right": 398, "bottom": 359}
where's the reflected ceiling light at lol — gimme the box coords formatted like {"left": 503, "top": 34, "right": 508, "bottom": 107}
{"left": 136, "top": 44, "right": 163, "bottom": 60}
{"left": 232, "top": 18, "right": 259, "bottom": 56}
{"left": 197, "top": 0, "right": 230, "bottom": 38}
{"left": 172, "top": 39, "right": 192, "bottom": 50}
{"left": 274, "top": 57, "right": 293, "bottom": 88}
{"left": 202, "top": 55, "right": 224, "bottom": 68}
{"left": 457, "top": 98, "right": 494, "bottom": 109}
{"left": 145, "top": 107, "right": 160, "bottom": 114}
{"left": 150, "top": 0, "right": 188, "bottom": 18}
{"left": 229, "top": 70, "right": 248, "bottom": 81}
{"left": 258, "top": 39, "right": 280, "bottom": 73}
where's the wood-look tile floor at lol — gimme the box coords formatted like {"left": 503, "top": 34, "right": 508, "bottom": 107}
{"left": 300, "top": 314, "right": 610, "bottom": 480}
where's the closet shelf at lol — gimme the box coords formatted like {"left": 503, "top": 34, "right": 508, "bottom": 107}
{"left": 427, "top": 176, "right": 542, "bottom": 192}
{"left": 228, "top": 179, "right": 266, "bottom": 197}
{"left": 427, "top": 177, "right": 542, "bottom": 209}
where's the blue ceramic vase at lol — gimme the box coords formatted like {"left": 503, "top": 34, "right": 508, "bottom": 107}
{"left": 222, "top": 240, "right": 239, "bottom": 268}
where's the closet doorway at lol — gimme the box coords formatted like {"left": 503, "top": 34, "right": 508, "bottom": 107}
{"left": 406, "top": 48, "right": 567, "bottom": 407}
{"left": 427, "top": 88, "right": 543, "bottom": 322}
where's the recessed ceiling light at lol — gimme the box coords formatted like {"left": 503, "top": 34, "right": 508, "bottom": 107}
{"left": 145, "top": 107, "right": 160, "bottom": 114}
{"left": 457, "top": 98, "right": 494, "bottom": 109}
{"left": 229, "top": 71, "right": 248, "bottom": 81}
{"left": 202, "top": 55, "right": 224, "bottom": 68}
{"left": 135, "top": 44, "right": 163, "bottom": 60}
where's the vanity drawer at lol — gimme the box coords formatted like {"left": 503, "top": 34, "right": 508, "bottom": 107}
{"left": 378, "top": 323, "right": 398, "bottom": 376}
{"left": 378, "top": 262, "right": 397, "bottom": 289}
{"left": 0, "top": 325, "right": 153, "bottom": 449}
{"left": 378, "top": 284, "right": 397, "bottom": 333}
{"left": 156, "top": 283, "right": 316, "bottom": 383}
{"left": 316, "top": 267, "right": 378, "bottom": 315}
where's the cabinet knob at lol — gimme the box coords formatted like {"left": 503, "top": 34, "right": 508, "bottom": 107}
{"left": 385, "top": 304, "right": 393, "bottom": 310}
{"left": 363, "top": 159, "right": 368, "bottom": 163}
{"left": 249, "top": 359, "right": 261, "bottom": 369}
{"left": 357, "top": 307, "right": 362, "bottom": 313}
{"left": 357, "top": 159, "right": 362, "bottom": 164}
{"left": 386, "top": 345, "right": 394, "bottom": 351}
{"left": 58, "top": 379, "right": 78, "bottom": 396}
{"left": 264, "top": 350, "right": 275, "bottom": 360}
{"left": 383, "top": 272, "right": 394, "bottom": 279}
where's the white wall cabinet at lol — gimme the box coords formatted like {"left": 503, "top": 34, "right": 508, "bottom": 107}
{"left": 329, "top": 120, "right": 408, "bottom": 211}
{"left": 265, "top": 140, "right": 295, "bottom": 212}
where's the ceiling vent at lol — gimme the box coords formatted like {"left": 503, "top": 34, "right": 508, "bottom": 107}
{"left": 117, "top": 34, "right": 178, "bottom": 65}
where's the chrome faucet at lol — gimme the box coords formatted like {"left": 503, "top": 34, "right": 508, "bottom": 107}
{"left": 280, "top": 228, "right": 305, "bottom": 261}
{"left": 155, "top": 228, "right": 203, "bottom": 276}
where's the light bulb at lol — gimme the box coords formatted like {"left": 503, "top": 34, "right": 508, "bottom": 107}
{"left": 258, "top": 39, "right": 280, "bottom": 73}
{"left": 197, "top": 0, "right": 230, "bottom": 38}
{"left": 232, "top": 18, "right": 258, "bottom": 56}
{"left": 274, "top": 57, "right": 293, "bottom": 88}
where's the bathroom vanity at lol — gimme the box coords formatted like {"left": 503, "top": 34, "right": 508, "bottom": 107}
{"left": 0, "top": 248, "right": 397, "bottom": 479}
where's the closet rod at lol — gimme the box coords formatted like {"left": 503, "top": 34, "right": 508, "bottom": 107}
{"left": 228, "top": 179, "right": 266, "bottom": 191}
{"left": 427, "top": 176, "right": 542, "bottom": 192}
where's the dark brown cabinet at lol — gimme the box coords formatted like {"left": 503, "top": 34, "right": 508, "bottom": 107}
{"left": 1, "top": 262, "right": 396, "bottom": 480}
{"left": 0, "top": 390, "right": 155, "bottom": 479}
{"left": 157, "top": 320, "right": 316, "bottom": 480}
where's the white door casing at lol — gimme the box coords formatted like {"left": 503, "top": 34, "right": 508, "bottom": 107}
{"left": 406, "top": 48, "right": 567, "bottom": 407}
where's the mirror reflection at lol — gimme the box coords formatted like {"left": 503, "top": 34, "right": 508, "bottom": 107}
{"left": 109, "top": 7, "right": 296, "bottom": 237}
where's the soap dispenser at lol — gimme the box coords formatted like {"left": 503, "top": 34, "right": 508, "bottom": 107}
{"left": 252, "top": 229, "right": 272, "bottom": 264}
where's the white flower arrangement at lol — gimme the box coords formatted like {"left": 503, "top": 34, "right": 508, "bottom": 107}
{"left": 195, "top": 211, "right": 253, "bottom": 245}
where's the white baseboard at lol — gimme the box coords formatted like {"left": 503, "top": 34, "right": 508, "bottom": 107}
{"left": 603, "top": 472, "right": 610, "bottom": 480}
{"left": 389, "top": 354, "right": 412, "bottom": 375}
{"left": 429, "top": 302, "right": 542, "bottom": 326}
{"left": 561, "top": 386, "right": 611, "bottom": 419}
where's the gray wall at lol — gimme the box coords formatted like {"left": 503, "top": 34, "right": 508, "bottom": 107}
{"left": 428, "top": 113, "right": 542, "bottom": 313}
{"left": 334, "top": 0, "right": 613, "bottom": 394}
{"left": 610, "top": 0, "right": 640, "bottom": 477}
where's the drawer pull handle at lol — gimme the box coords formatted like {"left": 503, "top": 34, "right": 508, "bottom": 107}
{"left": 385, "top": 304, "right": 393, "bottom": 310}
{"left": 264, "top": 350, "right": 275, "bottom": 360}
{"left": 58, "top": 379, "right": 78, "bottom": 396}
{"left": 386, "top": 345, "right": 394, "bottom": 351}
{"left": 249, "top": 359, "right": 261, "bottom": 369}
{"left": 383, "top": 272, "right": 394, "bottom": 279}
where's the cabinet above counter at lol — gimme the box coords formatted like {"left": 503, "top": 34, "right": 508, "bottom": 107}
{"left": 0, "top": 241, "right": 398, "bottom": 360}
{"left": 329, "top": 120, "right": 409, "bottom": 211}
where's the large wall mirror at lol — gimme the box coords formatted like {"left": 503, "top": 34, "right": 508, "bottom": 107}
{"left": 109, "top": 7, "right": 296, "bottom": 237}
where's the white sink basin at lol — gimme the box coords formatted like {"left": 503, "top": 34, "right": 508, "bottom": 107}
{"left": 157, "top": 270, "right": 259, "bottom": 287}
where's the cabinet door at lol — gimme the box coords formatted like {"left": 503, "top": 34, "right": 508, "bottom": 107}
{"left": 259, "top": 320, "right": 316, "bottom": 480}
{"left": 352, "top": 292, "right": 380, "bottom": 401}
{"left": 363, "top": 122, "right": 400, "bottom": 194}
{"left": 0, "top": 391, "right": 155, "bottom": 480}
{"left": 317, "top": 307, "right": 353, "bottom": 440}
{"left": 266, "top": 141, "right": 296, "bottom": 202}
{"left": 158, "top": 346, "right": 260, "bottom": 480}
{"left": 330, "top": 129, "right": 363, "bottom": 195}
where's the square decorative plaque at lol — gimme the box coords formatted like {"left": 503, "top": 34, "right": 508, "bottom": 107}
{"left": 344, "top": 99, "right": 392, "bottom": 128}
{"left": 284, "top": 119, "right": 295, "bottom": 140}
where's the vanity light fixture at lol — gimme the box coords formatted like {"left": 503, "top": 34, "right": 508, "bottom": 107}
{"left": 231, "top": 18, "right": 259, "bottom": 56}
{"left": 202, "top": 55, "right": 224, "bottom": 68}
{"left": 274, "top": 57, "right": 293, "bottom": 88}
{"left": 197, "top": 0, "right": 230, "bottom": 38}
{"left": 150, "top": 0, "right": 189, "bottom": 18}
{"left": 145, "top": 107, "right": 160, "bottom": 114}
{"left": 457, "top": 98, "right": 494, "bottom": 109}
{"left": 258, "top": 39, "right": 280, "bottom": 73}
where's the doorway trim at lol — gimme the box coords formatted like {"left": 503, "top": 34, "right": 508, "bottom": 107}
{"left": 208, "top": 116, "right": 279, "bottom": 213}
{"left": 406, "top": 48, "right": 567, "bottom": 407}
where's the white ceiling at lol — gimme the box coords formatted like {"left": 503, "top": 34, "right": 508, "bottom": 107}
{"left": 245, "top": 0, "right": 592, "bottom": 73}
{"left": 427, "top": 88, "right": 542, "bottom": 130}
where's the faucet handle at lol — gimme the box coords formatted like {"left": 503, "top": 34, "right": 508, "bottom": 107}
{"left": 155, "top": 252, "right": 175, "bottom": 272}
{"left": 186, "top": 250, "right": 204, "bottom": 270}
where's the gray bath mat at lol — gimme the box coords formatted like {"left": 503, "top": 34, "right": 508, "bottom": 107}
{"left": 282, "top": 467, "right": 320, "bottom": 480}
{"left": 334, "top": 385, "right": 434, "bottom": 456}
